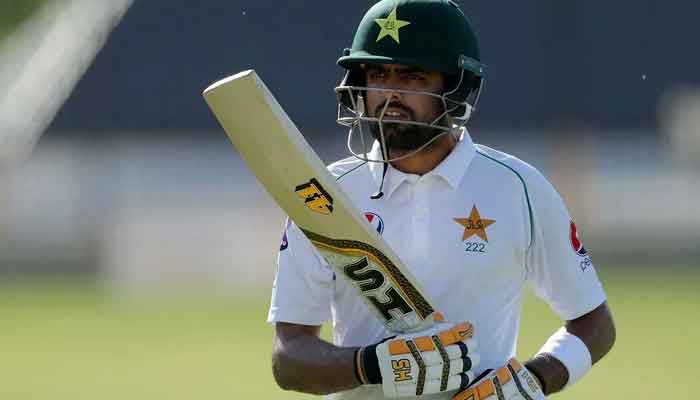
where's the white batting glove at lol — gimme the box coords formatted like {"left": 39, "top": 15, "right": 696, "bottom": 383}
{"left": 452, "top": 358, "right": 545, "bottom": 400}
{"left": 354, "top": 320, "right": 480, "bottom": 398}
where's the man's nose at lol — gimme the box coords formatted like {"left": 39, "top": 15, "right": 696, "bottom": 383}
{"left": 384, "top": 90, "right": 401, "bottom": 103}
{"left": 382, "top": 75, "right": 403, "bottom": 100}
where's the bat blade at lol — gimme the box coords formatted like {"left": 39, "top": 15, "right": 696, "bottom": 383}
{"left": 203, "top": 70, "right": 439, "bottom": 332}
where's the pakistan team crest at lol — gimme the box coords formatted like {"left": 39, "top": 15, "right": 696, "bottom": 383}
{"left": 375, "top": 3, "right": 411, "bottom": 44}
{"left": 454, "top": 204, "right": 495, "bottom": 253}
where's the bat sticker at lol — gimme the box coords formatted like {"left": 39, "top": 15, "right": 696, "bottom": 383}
{"left": 295, "top": 178, "right": 334, "bottom": 215}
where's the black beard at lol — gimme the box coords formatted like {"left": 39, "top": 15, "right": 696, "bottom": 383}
{"left": 369, "top": 118, "right": 447, "bottom": 152}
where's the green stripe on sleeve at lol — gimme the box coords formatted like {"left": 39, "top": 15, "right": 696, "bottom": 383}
{"left": 476, "top": 150, "right": 534, "bottom": 249}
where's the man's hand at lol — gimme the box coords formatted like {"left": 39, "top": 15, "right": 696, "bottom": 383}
{"left": 453, "top": 358, "right": 545, "bottom": 400}
{"left": 356, "top": 321, "right": 479, "bottom": 398}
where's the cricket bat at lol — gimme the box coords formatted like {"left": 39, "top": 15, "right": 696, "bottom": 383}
{"left": 203, "top": 70, "right": 440, "bottom": 333}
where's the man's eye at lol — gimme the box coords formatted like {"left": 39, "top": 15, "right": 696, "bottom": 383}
{"left": 368, "top": 71, "right": 385, "bottom": 80}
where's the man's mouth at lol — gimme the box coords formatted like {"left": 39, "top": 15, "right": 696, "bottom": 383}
{"left": 376, "top": 102, "right": 413, "bottom": 121}
{"left": 382, "top": 109, "right": 409, "bottom": 120}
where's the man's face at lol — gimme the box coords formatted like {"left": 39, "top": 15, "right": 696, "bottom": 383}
{"left": 364, "top": 64, "right": 446, "bottom": 152}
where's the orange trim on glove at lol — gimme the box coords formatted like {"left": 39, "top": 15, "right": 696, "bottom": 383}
{"left": 388, "top": 322, "right": 473, "bottom": 356}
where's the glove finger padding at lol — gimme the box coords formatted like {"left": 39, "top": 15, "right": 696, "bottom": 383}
{"left": 416, "top": 338, "right": 479, "bottom": 365}
{"left": 426, "top": 356, "right": 479, "bottom": 378}
{"left": 368, "top": 321, "right": 480, "bottom": 398}
{"left": 452, "top": 358, "right": 545, "bottom": 400}
{"left": 394, "top": 372, "right": 475, "bottom": 397}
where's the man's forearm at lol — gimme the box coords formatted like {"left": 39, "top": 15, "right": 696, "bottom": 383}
{"left": 273, "top": 331, "right": 360, "bottom": 395}
{"left": 566, "top": 302, "right": 616, "bottom": 364}
{"left": 524, "top": 302, "right": 616, "bottom": 395}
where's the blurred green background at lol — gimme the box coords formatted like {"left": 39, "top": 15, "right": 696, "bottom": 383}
{"left": 2, "top": 267, "right": 698, "bottom": 399}
{"left": 0, "top": 0, "right": 45, "bottom": 41}
{"left": 2, "top": 2, "right": 699, "bottom": 399}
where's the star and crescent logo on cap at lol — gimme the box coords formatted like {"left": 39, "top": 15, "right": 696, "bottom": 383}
{"left": 454, "top": 205, "right": 496, "bottom": 242}
{"left": 375, "top": 3, "right": 411, "bottom": 44}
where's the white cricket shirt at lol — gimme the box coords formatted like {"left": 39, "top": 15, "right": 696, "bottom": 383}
{"left": 267, "top": 130, "right": 606, "bottom": 400}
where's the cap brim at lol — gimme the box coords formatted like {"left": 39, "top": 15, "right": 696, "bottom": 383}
{"left": 337, "top": 51, "right": 486, "bottom": 76}
{"left": 338, "top": 51, "right": 397, "bottom": 68}
{"left": 337, "top": 51, "right": 456, "bottom": 74}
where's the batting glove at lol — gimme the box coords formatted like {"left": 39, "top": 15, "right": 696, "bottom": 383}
{"left": 355, "top": 321, "right": 480, "bottom": 398}
{"left": 452, "top": 358, "right": 545, "bottom": 400}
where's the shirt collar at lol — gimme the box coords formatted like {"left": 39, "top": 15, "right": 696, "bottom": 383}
{"left": 367, "top": 128, "right": 476, "bottom": 198}
{"left": 430, "top": 129, "right": 476, "bottom": 189}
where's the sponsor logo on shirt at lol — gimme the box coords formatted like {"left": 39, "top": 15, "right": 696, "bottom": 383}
{"left": 279, "top": 231, "right": 288, "bottom": 251}
{"left": 364, "top": 212, "right": 385, "bottom": 235}
{"left": 569, "top": 221, "right": 588, "bottom": 257}
{"left": 279, "top": 218, "right": 291, "bottom": 251}
{"left": 570, "top": 220, "right": 593, "bottom": 271}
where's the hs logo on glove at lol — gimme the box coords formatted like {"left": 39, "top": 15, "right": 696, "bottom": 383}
{"left": 392, "top": 359, "right": 412, "bottom": 382}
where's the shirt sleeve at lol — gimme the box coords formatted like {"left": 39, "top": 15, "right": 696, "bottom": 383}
{"left": 267, "top": 218, "right": 334, "bottom": 326}
{"left": 525, "top": 170, "right": 607, "bottom": 321}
